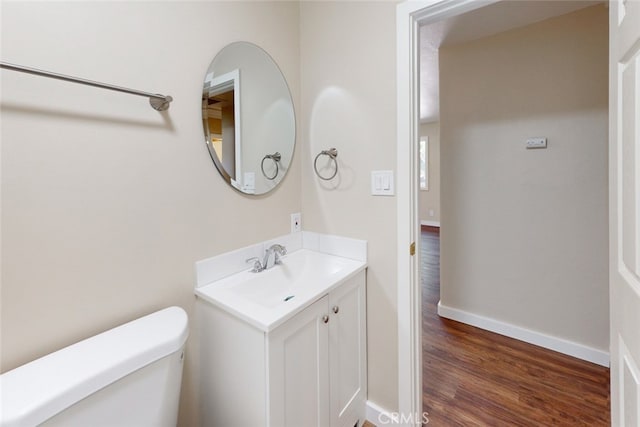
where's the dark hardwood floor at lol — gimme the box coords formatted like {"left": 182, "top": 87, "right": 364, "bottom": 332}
{"left": 420, "top": 226, "right": 610, "bottom": 426}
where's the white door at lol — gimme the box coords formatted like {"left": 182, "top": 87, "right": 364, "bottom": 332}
{"left": 329, "top": 273, "right": 367, "bottom": 427}
{"left": 268, "top": 296, "right": 330, "bottom": 427}
{"left": 610, "top": 0, "right": 640, "bottom": 425}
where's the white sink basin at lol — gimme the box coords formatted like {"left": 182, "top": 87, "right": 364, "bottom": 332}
{"left": 195, "top": 249, "right": 366, "bottom": 331}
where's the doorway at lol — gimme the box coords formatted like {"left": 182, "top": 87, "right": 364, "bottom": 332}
{"left": 398, "top": 2, "right": 606, "bottom": 424}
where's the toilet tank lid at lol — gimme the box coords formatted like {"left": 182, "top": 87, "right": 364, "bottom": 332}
{"left": 0, "top": 306, "right": 189, "bottom": 427}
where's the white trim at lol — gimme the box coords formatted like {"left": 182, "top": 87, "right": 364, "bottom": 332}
{"left": 437, "top": 302, "right": 610, "bottom": 367}
{"left": 396, "top": 2, "right": 422, "bottom": 425}
{"left": 365, "top": 400, "right": 393, "bottom": 426}
{"left": 396, "top": 1, "right": 500, "bottom": 425}
{"left": 420, "top": 220, "right": 440, "bottom": 227}
{"left": 411, "top": 0, "right": 497, "bottom": 24}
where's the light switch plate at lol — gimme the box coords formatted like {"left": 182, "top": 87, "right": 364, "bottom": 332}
{"left": 242, "top": 172, "right": 256, "bottom": 193}
{"left": 371, "top": 170, "right": 395, "bottom": 196}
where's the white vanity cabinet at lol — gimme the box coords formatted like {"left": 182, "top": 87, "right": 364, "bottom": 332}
{"left": 328, "top": 270, "right": 367, "bottom": 427}
{"left": 268, "top": 295, "right": 330, "bottom": 427}
{"left": 197, "top": 270, "right": 367, "bottom": 427}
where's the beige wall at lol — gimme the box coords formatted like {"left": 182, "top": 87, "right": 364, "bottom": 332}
{"left": 0, "top": 2, "right": 300, "bottom": 425}
{"left": 299, "top": 1, "right": 399, "bottom": 411}
{"left": 419, "top": 122, "right": 440, "bottom": 223}
{"left": 439, "top": 5, "right": 609, "bottom": 351}
{"left": 2, "top": 0, "right": 403, "bottom": 419}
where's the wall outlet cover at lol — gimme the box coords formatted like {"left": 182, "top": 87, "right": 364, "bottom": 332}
{"left": 291, "top": 213, "right": 301, "bottom": 233}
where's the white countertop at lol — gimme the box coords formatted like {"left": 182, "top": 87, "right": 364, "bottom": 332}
{"left": 195, "top": 249, "right": 366, "bottom": 332}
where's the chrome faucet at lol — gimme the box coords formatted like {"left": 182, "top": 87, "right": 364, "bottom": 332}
{"left": 246, "top": 244, "right": 287, "bottom": 273}
{"left": 263, "top": 244, "right": 287, "bottom": 270}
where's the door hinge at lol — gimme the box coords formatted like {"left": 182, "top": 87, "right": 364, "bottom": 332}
{"left": 410, "top": 242, "right": 416, "bottom": 256}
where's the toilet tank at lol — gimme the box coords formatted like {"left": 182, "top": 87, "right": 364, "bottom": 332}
{"left": 0, "top": 306, "right": 189, "bottom": 427}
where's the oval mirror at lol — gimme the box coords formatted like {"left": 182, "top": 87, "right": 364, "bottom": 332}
{"left": 202, "top": 42, "right": 295, "bottom": 195}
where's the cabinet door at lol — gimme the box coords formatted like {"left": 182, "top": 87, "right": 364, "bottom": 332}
{"left": 268, "top": 296, "right": 330, "bottom": 427}
{"left": 329, "top": 273, "right": 367, "bottom": 427}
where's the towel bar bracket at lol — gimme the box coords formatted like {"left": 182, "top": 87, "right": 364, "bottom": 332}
{"left": 0, "top": 61, "right": 173, "bottom": 111}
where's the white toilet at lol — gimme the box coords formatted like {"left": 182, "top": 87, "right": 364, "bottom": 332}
{"left": 0, "top": 306, "right": 189, "bottom": 427}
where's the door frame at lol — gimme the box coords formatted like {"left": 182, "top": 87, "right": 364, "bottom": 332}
{"left": 395, "top": 1, "right": 500, "bottom": 425}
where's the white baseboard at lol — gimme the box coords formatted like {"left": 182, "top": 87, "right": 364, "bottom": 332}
{"left": 437, "top": 302, "right": 610, "bottom": 367}
{"left": 365, "top": 400, "right": 393, "bottom": 426}
{"left": 420, "top": 220, "right": 440, "bottom": 227}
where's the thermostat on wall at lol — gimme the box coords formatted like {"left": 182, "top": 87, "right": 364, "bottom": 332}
{"left": 526, "top": 137, "right": 547, "bottom": 149}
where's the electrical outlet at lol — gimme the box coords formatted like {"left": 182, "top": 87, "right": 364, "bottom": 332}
{"left": 526, "top": 137, "right": 547, "bottom": 149}
{"left": 291, "top": 213, "right": 301, "bottom": 233}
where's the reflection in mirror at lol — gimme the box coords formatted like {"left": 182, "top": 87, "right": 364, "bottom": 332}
{"left": 261, "top": 152, "right": 281, "bottom": 181}
{"left": 202, "top": 42, "right": 295, "bottom": 195}
{"left": 203, "top": 70, "right": 241, "bottom": 184}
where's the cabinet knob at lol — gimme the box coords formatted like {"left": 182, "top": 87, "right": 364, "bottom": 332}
{"left": 322, "top": 315, "right": 329, "bottom": 324}
{"left": 332, "top": 306, "right": 339, "bottom": 314}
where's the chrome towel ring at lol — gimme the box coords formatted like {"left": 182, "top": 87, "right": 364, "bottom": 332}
{"left": 261, "top": 152, "right": 281, "bottom": 180}
{"left": 314, "top": 148, "right": 338, "bottom": 180}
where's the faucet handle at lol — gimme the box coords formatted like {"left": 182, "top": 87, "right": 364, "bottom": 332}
{"left": 246, "top": 257, "right": 263, "bottom": 273}
{"left": 274, "top": 245, "right": 287, "bottom": 264}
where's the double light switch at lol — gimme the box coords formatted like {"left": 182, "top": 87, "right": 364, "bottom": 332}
{"left": 371, "top": 170, "right": 394, "bottom": 196}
